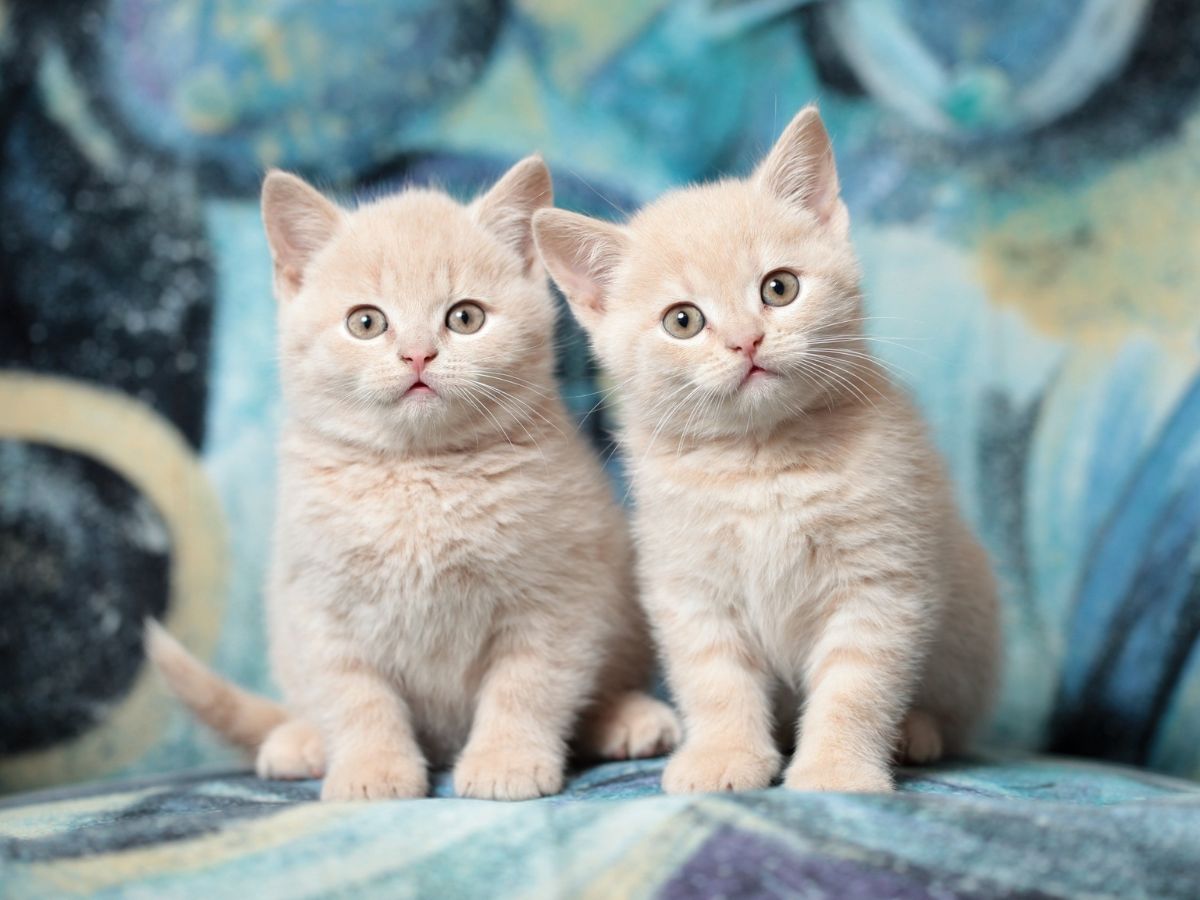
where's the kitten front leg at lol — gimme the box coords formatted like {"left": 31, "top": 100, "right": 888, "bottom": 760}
{"left": 311, "top": 658, "right": 428, "bottom": 801}
{"left": 657, "top": 606, "right": 781, "bottom": 793}
{"left": 454, "top": 643, "right": 585, "bottom": 801}
{"left": 784, "top": 592, "right": 924, "bottom": 793}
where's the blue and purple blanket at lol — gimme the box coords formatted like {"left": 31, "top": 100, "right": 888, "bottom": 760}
{"left": 3, "top": 754, "right": 1198, "bottom": 898}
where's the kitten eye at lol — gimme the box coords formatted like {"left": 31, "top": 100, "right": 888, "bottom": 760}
{"left": 662, "top": 304, "right": 705, "bottom": 339}
{"left": 346, "top": 306, "right": 388, "bottom": 339}
{"left": 446, "top": 301, "right": 486, "bottom": 335}
{"left": 761, "top": 269, "right": 800, "bottom": 307}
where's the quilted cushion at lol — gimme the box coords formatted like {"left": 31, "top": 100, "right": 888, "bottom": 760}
{"left": 3, "top": 0, "right": 1200, "bottom": 792}
{"left": 2, "top": 755, "right": 1198, "bottom": 898}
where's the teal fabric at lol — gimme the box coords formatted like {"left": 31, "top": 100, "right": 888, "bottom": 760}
{"left": 2, "top": 755, "right": 1198, "bottom": 898}
{"left": 4, "top": 0, "right": 1200, "bottom": 800}
{"left": 3, "top": 2, "right": 1198, "bottom": 892}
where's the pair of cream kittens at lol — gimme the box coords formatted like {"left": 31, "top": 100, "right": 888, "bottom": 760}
{"left": 150, "top": 107, "right": 999, "bottom": 801}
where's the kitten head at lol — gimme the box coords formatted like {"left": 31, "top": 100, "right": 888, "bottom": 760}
{"left": 262, "top": 157, "right": 556, "bottom": 453}
{"left": 533, "top": 106, "right": 866, "bottom": 441}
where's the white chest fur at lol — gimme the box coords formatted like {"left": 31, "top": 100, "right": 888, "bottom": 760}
{"left": 634, "top": 455, "right": 846, "bottom": 680}
{"left": 273, "top": 450, "right": 539, "bottom": 757}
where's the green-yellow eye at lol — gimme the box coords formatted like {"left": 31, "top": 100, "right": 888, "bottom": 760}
{"left": 447, "top": 300, "right": 486, "bottom": 335}
{"left": 346, "top": 306, "right": 387, "bottom": 339}
{"left": 761, "top": 269, "right": 800, "bottom": 307}
{"left": 662, "top": 304, "right": 705, "bottom": 339}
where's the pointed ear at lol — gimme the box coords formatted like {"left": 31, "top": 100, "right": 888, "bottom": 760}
{"left": 754, "top": 105, "right": 848, "bottom": 234}
{"left": 471, "top": 155, "right": 553, "bottom": 272}
{"left": 532, "top": 209, "right": 628, "bottom": 332}
{"left": 261, "top": 170, "right": 343, "bottom": 301}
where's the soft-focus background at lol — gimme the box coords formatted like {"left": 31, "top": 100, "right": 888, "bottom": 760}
{"left": 2, "top": 0, "right": 1198, "bottom": 792}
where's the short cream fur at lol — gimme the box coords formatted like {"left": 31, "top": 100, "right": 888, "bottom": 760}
{"left": 533, "top": 107, "right": 1000, "bottom": 794}
{"left": 148, "top": 158, "right": 678, "bottom": 801}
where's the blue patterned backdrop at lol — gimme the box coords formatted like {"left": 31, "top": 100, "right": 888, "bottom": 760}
{"left": 2, "top": 0, "right": 1199, "bottom": 791}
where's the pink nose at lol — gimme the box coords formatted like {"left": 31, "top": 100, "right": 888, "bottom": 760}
{"left": 401, "top": 348, "right": 438, "bottom": 375}
{"left": 728, "top": 332, "right": 764, "bottom": 358}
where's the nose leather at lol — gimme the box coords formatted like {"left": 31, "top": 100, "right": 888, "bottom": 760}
{"left": 401, "top": 348, "right": 437, "bottom": 375}
{"left": 727, "top": 332, "right": 764, "bottom": 358}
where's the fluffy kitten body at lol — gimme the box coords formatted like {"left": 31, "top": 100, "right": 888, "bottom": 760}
{"left": 533, "top": 108, "right": 1000, "bottom": 793}
{"left": 149, "top": 159, "right": 677, "bottom": 801}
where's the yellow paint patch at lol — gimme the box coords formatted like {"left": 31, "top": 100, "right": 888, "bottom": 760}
{"left": 516, "top": 0, "right": 667, "bottom": 91}
{"left": 249, "top": 15, "right": 294, "bottom": 83}
{"left": 0, "top": 373, "right": 226, "bottom": 791}
{"left": 179, "top": 66, "right": 237, "bottom": 135}
{"left": 256, "top": 135, "right": 284, "bottom": 168}
{"left": 978, "top": 126, "right": 1200, "bottom": 341}
{"left": 576, "top": 801, "right": 712, "bottom": 900}
{"left": 442, "top": 44, "right": 550, "bottom": 153}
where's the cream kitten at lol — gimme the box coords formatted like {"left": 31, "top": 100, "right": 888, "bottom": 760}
{"left": 148, "top": 157, "right": 679, "bottom": 801}
{"left": 532, "top": 108, "right": 1000, "bottom": 794}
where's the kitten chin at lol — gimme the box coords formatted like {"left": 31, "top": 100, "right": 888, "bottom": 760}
{"left": 148, "top": 158, "right": 679, "bottom": 801}
{"left": 535, "top": 104, "right": 1000, "bottom": 794}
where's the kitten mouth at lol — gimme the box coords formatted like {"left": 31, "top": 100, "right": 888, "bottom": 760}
{"left": 740, "top": 365, "right": 772, "bottom": 387}
{"left": 405, "top": 380, "right": 437, "bottom": 397}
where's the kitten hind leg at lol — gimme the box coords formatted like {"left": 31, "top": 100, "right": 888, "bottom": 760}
{"left": 256, "top": 718, "right": 326, "bottom": 780}
{"left": 895, "top": 709, "right": 944, "bottom": 765}
{"left": 580, "top": 690, "right": 680, "bottom": 761}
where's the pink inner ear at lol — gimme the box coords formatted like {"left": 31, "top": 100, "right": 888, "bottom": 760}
{"left": 275, "top": 263, "right": 303, "bottom": 298}
{"left": 472, "top": 157, "right": 553, "bottom": 270}
{"left": 261, "top": 172, "right": 342, "bottom": 298}
{"left": 755, "top": 109, "right": 845, "bottom": 227}
{"left": 763, "top": 154, "right": 840, "bottom": 223}
{"left": 810, "top": 172, "right": 842, "bottom": 226}
{"left": 476, "top": 203, "right": 537, "bottom": 269}
{"left": 557, "top": 267, "right": 603, "bottom": 310}
{"left": 534, "top": 209, "right": 628, "bottom": 323}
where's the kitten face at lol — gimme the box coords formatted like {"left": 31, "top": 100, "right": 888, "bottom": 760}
{"left": 534, "top": 107, "right": 865, "bottom": 439}
{"left": 262, "top": 159, "right": 555, "bottom": 452}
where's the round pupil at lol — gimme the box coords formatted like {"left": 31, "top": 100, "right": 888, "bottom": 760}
{"left": 771, "top": 279, "right": 785, "bottom": 295}
{"left": 675, "top": 311, "right": 690, "bottom": 327}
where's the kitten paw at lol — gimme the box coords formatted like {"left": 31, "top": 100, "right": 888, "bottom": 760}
{"left": 896, "top": 709, "right": 944, "bottom": 765}
{"left": 454, "top": 747, "right": 565, "bottom": 801}
{"left": 661, "top": 744, "right": 780, "bottom": 793}
{"left": 320, "top": 751, "right": 427, "bottom": 801}
{"left": 584, "top": 691, "right": 681, "bottom": 760}
{"left": 783, "top": 759, "right": 893, "bottom": 793}
{"left": 256, "top": 719, "right": 326, "bottom": 780}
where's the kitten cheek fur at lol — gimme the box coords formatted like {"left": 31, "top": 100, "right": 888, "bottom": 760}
{"left": 148, "top": 157, "right": 679, "bottom": 803}
{"left": 535, "top": 105, "right": 1001, "bottom": 795}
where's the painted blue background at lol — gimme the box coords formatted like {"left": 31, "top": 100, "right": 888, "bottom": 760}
{"left": 1, "top": 0, "right": 1198, "bottom": 789}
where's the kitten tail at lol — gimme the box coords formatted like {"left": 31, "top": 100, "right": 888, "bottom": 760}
{"left": 144, "top": 619, "right": 289, "bottom": 749}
